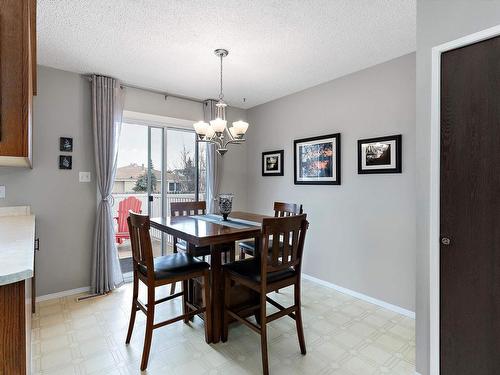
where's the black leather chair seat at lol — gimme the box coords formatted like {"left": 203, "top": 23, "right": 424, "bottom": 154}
{"left": 239, "top": 239, "right": 285, "bottom": 254}
{"left": 175, "top": 239, "right": 211, "bottom": 257}
{"left": 239, "top": 240, "right": 257, "bottom": 252}
{"left": 177, "top": 239, "right": 237, "bottom": 257}
{"left": 138, "top": 253, "right": 209, "bottom": 280}
{"left": 223, "top": 258, "right": 296, "bottom": 284}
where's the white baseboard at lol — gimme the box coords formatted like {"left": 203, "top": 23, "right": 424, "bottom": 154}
{"left": 36, "top": 286, "right": 91, "bottom": 302}
{"left": 302, "top": 273, "right": 415, "bottom": 319}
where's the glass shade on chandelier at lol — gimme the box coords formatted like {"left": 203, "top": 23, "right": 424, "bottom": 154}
{"left": 193, "top": 49, "right": 249, "bottom": 156}
{"left": 210, "top": 117, "right": 227, "bottom": 134}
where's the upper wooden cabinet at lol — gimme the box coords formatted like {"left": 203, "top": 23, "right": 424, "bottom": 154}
{"left": 31, "top": 0, "right": 37, "bottom": 96}
{"left": 0, "top": 0, "right": 37, "bottom": 168}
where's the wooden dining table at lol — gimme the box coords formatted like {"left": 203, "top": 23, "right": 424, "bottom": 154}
{"left": 150, "top": 211, "right": 269, "bottom": 343}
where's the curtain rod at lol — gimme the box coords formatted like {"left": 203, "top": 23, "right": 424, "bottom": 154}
{"left": 83, "top": 75, "right": 204, "bottom": 104}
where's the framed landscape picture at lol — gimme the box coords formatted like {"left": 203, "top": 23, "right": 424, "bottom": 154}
{"left": 358, "top": 134, "right": 402, "bottom": 174}
{"left": 294, "top": 133, "right": 341, "bottom": 185}
{"left": 262, "top": 150, "right": 284, "bottom": 176}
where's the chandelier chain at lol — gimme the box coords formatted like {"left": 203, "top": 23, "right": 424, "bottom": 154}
{"left": 193, "top": 48, "right": 248, "bottom": 156}
{"left": 219, "top": 54, "right": 224, "bottom": 100}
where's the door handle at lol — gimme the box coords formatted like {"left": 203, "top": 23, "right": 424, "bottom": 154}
{"left": 441, "top": 237, "right": 451, "bottom": 246}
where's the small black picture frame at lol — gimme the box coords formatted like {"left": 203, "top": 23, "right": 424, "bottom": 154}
{"left": 59, "top": 155, "right": 72, "bottom": 170}
{"left": 60, "top": 137, "right": 73, "bottom": 152}
{"left": 294, "top": 133, "right": 341, "bottom": 185}
{"left": 358, "top": 134, "right": 402, "bottom": 174}
{"left": 262, "top": 150, "right": 284, "bottom": 176}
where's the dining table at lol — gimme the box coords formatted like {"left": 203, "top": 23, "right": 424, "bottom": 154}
{"left": 150, "top": 211, "right": 270, "bottom": 343}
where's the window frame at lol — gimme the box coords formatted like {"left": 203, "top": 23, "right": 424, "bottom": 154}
{"left": 121, "top": 110, "right": 204, "bottom": 202}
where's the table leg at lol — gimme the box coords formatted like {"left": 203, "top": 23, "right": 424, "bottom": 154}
{"left": 210, "top": 243, "right": 223, "bottom": 343}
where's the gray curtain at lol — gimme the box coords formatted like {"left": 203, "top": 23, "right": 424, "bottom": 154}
{"left": 91, "top": 75, "right": 125, "bottom": 294}
{"left": 204, "top": 99, "right": 223, "bottom": 214}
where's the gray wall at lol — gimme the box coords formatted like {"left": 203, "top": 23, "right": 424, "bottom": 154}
{"left": 416, "top": 2, "right": 500, "bottom": 374}
{"left": 0, "top": 66, "right": 96, "bottom": 296}
{"left": 247, "top": 53, "right": 416, "bottom": 311}
{"left": 124, "top": 87, "right": 204, "bottom": 121}
{"left": 219, "top": 106, "right": 249, "bottom": 210}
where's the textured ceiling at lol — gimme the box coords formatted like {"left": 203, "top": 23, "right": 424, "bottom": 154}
{"left": 38, "top": 0, "right": 416, "bottom": 109}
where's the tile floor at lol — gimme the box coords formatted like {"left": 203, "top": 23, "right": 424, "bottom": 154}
{"left": 31, "top": 279, "right": 415, "bottom": 374}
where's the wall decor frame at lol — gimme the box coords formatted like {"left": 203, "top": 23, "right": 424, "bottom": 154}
{"left": 262, "top": 150, "right": 284, "bottom": 176}
{"left": 294, "top": 133, "right": 341, "bottom": 185}
{"left": 59, "top": 155, "right": 72, "bottom": 170}
{"left": 358, "top": 134, "right": 402, "bottom": 174}
{"left": 59, "top": 137, "right": 73, "bottom": 152}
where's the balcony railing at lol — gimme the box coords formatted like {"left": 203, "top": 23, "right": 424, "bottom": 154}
{"left": 111, "top": 192, "right": 204, "bottom": 243}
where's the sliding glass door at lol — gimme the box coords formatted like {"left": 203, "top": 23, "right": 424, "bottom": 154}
{"left": 112, "top": 121, "right": 204, "bottom": 279}
{"left": 147, "top": 126, "right": 164, "bottom": 259}
{"left": 166, "top": 128, "right": 196, "bottom": 198}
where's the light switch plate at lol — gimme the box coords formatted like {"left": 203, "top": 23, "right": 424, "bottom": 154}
{"left": 0, "top": 185, "right": 5, "bottom": 199}
{"left": 79, "top": 172, "right": 91, "bottom": 182}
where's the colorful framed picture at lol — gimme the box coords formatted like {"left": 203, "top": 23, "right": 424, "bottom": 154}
{"left": 59, "top": 137, "right": 73, "bottom": 152}
{"left": 358, "top": 134, "right": 402, "bottom": 174}
{"left": 294, "top": 133, "right": 341, "bottom": 185}
{"left": 262, "top": 150, "right": 284, "bottom": 176}
{"left": 59, "top": 155, "right": 72, "bottom": 170}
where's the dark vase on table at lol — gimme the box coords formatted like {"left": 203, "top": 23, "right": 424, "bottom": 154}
{"left": 218, "top": 193, "right": 234, "bottom": 221}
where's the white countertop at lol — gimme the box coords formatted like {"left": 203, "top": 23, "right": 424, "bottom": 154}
{"left": 0, "top": 207, "right": 35, "bottom": 286}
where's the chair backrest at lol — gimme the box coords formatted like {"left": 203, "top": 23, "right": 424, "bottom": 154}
{"left": 273, "top": 202, "right": 303, "bottom": 217}
{"left": 171, "top": 201, "right": 206, "bottom": 217}
{"left": 117, "top": 196, "right": 142, "bottom": 232}
{"left": 260, "top": 214, "right": 309, "bottom": 281}
{"left": 127, "top": 211, "right": 154, "bottom": 278}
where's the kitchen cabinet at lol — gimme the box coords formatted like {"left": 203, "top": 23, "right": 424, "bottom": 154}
{"left": 0, "top": 206, "right": 35, "bottom": 375}
{"left": 0, "top": 0, "right": 37, "bottom": 167}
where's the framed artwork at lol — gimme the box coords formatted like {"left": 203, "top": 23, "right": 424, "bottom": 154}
{"left": 262, "top": 150, "right": 284, "bottom": 176}
{"left": 59, "top": 155, "right": 72, "bottom": 170}
{"left": 60, "top": 137, "right": 73, "bottom": 152}
{"left": 358, "top": 134, "right": 402, "bottom": 174}
{"left": 294, "top": 133, "right": 341, "bottom": 185}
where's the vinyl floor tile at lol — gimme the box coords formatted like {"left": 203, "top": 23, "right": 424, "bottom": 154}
{"left": 32, "top": 280, "right": 415, "bottom": 374}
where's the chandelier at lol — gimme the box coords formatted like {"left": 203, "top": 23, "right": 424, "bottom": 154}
{"left": 193, "top": 49, "right": 249, "bottom": 156}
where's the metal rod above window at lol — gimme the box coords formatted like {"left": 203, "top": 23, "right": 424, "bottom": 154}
{"left": 83, "top": 75, "right": 204, "bottom": 103}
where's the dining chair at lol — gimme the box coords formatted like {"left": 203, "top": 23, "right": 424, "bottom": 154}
{"left": 125, "top": 211, "right": 212, "bottom": 371}
{"left": 222, "top": 214, "right": 309, "bottom": 375}
{"left": 238, "top": 201, "right": 303, "bottom": 260}
{"left": 171, "top": 201, "right": 210, "bottom": 258}
{"left": 170, "top": 201, "right": 235, "bottom": 294}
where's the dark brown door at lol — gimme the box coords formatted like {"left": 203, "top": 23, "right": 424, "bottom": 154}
{"left": 440, "top": 36, "right": 500, "bottom": 374}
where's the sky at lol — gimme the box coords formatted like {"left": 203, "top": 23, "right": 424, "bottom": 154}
{"left": 116, "top": 123, "right": 196, "bottom": 171}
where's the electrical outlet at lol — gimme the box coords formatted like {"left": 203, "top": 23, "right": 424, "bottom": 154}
{"left": 79, "top": 172, "right": 91, "bottom": 182}
{"left": 0, "top": 185, "right": 5, "bottom": 199}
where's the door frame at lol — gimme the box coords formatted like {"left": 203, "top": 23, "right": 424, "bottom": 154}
{"left": 429, "top": 24, "right": 500, "bottom": 375}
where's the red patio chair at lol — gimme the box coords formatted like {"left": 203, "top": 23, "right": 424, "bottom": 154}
{"left": 115, "top": 196, "right": 142, "bottom": 244}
